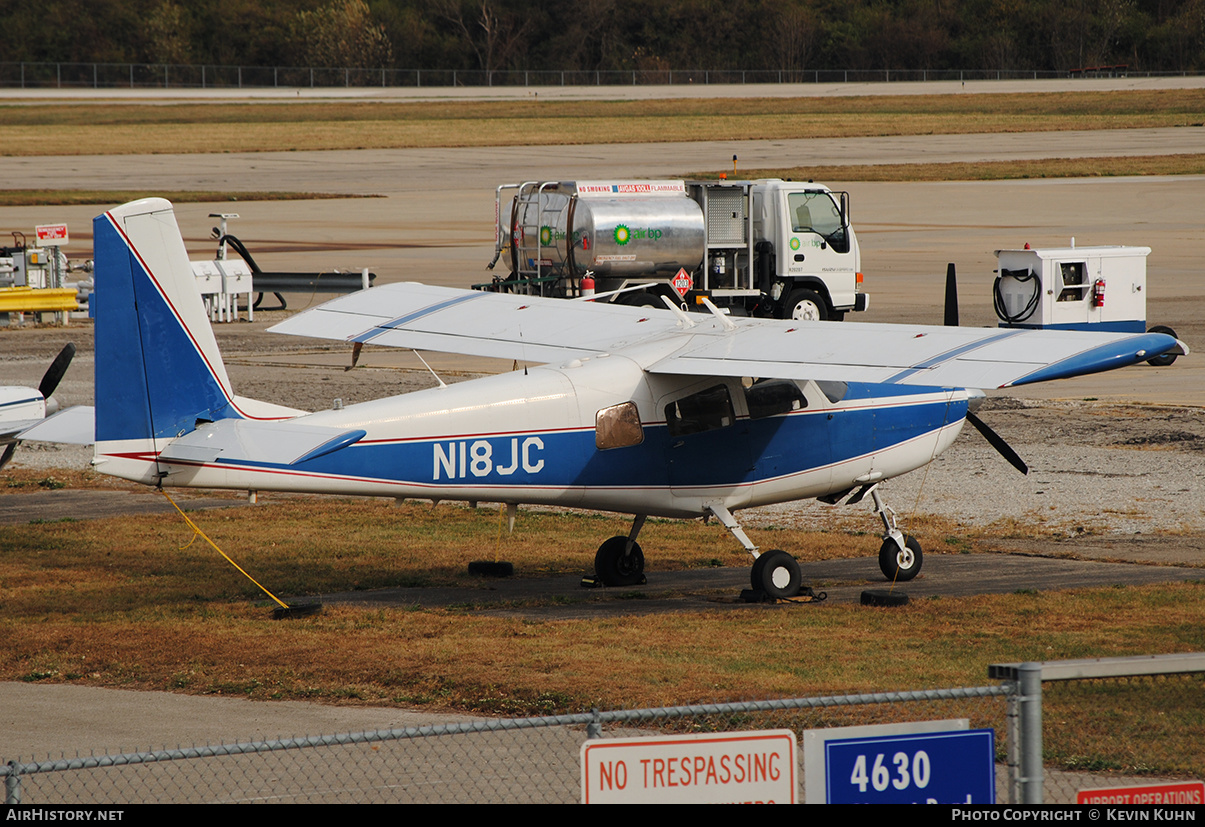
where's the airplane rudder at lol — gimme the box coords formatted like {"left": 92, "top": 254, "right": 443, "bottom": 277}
{"left": 93, "top": 201, "right": 239, "bottom": 442}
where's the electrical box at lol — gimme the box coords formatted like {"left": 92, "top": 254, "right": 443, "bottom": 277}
{"left": 994, "top": 245, "right": 1150, "bottom": 333}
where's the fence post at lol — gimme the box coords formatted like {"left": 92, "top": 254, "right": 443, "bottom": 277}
{"left": 1018, "top": 662, "right": 1043, "bottom": 805}
{"left": 586, "top": 708, "right": 602, "bottom": 740}
{"left": 5, "top": 763, "right": 20, "bottom": 805}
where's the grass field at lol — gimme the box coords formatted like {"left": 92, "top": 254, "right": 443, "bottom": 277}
{"left": 694, "top": 153, "right": 1205, "bottom": 182}
{"left": 2, "top": 484, "right": 1201, "bottom": 772}
{"left": 0, "top": 190, "right": 373, "bottom": 207}
{"left": 2, "top": 90, "right": 1203, "bottom": 157}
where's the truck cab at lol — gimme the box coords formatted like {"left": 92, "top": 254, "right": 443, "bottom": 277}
{"left": 751, "top": 180, "right": 865, "bottom": 321}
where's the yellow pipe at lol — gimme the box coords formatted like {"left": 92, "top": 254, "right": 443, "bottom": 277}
{"left": 0, "top": 287, "right": 78, "bottom": 313}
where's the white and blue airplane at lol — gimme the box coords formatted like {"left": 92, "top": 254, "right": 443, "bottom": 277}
{"left": 1, "top": 343, "right": 94, "bottom": 469}
{"left": 91, "top": 199, "right": 1187, "bottom": 599}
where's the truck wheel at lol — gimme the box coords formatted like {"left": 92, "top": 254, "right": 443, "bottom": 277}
{"left": 783, "top": 289, "right": 827, "bottom": 321}
{"left": 626, "top": 292, "right": 661, "bottom": 308}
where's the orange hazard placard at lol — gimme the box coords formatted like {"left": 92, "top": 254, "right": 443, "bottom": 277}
{"left": 581, "top": 729, "right": 797, "bottom": 804}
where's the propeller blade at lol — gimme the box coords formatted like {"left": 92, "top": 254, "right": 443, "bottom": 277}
{"left": 38, "top": 343, "right": 76, "bottom": 400}
{"left": 944, "top": 263, "right": 959, "bottom": 326}
{"left": 966, "top": 411, "right": 1029, "bottom": 475}
{"left": 0, "top": 442, "right": 16, "bottom": 472}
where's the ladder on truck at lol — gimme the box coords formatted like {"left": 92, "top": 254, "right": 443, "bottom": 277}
{"left": 489, "top": 182, "right": 576, "bottom": 298}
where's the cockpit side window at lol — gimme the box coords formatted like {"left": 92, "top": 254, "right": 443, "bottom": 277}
{"left": 745, "top": 379, "right": 807, "bottom": 419}
{"left": 665, "top": 385, "right": 735, "bottom": 437}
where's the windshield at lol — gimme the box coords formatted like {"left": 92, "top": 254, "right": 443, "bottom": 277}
{"left": 787, "top": 191, "right": 848, "bottom": 253}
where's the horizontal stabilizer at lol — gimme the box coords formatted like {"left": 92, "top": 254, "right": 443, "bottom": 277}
{"left": 17, "top": 406, "right": 95, "bottom": 445}
{"left": 158, "top": 418, "right": 366, "bottom": 467}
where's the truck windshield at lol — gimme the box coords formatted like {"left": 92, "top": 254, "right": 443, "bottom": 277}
{"left": 788, "top": 192, "right": 848, "bottom": 253}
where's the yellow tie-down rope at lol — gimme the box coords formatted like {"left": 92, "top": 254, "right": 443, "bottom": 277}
{"left": 160, "top": 490, "right": 291, "bottom": 611}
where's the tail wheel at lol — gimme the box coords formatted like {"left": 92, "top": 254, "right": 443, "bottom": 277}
{"left": 594, "top": 536, "right": 645, "bottom": 587}
{"left": 879, "top": 535, "right": 923, "bottom": 581}
{"left": 752, "top": 549, "right": 802, "bottom": 599}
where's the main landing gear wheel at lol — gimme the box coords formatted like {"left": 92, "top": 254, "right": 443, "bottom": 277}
{"left": 879, "top": 535, "right": 923, "bottom": 582}
{"left": 751, "top": 549, "right": 802, "bottom": 599}
{"left": 1146, "top": 325, "right": 1179, "bottom": 367}
{"left": 594, "top": 536, "right": 646, "bottom": 587}
{"left": 784, "top": 288, "right": 827, "bottom": 321}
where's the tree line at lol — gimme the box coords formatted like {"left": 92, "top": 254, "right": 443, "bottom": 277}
{"left": 2, "top": 0, "right": 1202, "bottom": 73}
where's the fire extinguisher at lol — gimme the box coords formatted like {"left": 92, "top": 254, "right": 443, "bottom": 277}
{"left": 1092, "top": 278, "right": 1106, "bottom": 308}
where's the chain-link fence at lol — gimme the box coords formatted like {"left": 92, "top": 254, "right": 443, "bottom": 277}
{"left": 1, "top": 62, "right": 1198, "bottom": 90}
{"left": 5, "top": 654, "right": 1201, "bottom": 804}
{"left": 4, "top": 689, "right": 1008, "bottom": 804}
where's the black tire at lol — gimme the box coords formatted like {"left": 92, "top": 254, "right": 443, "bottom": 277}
{"left": 594, "top": 536, "right": 645, "bottom": 587}
{"left": 782, "top": 288, "right": 827, "bottom": 321}
{"left": 861, "top": 589, "right": 910, "bottom": 607}
{"left": 753, "top": 549, "right": 802, "bottom": 599}
{"left": 467, "top": 560, "right": 514, "bottom": 577}
{"left": 1146, "top": 325, "right": 1179, "bottom": 367}
{"left": 879, "top": 535, "right": 923, "bottom": 581}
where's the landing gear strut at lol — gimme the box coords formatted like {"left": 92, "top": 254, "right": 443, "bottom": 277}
{"left": 869, "top": 486, "right": 923, "bottom": 581}
{"left": 709, "top": 504, "right": 821, "bottom": 602}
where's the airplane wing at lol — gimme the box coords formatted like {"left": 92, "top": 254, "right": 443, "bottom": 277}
{"left": 269, "top": 282, "right": 684, "bottom": 363}
{"left": 269, "top": 283, "right": 1187, "bottom": 389}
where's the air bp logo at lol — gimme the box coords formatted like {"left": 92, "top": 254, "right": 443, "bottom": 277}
{"left": 540, "top": 226, "right": 553, "bottom": 246}
{"left": 613, "top": 224, "right": 631, "bottom": 246}
{"left": 789, "top": 237, "right": 801, "bottom": 251}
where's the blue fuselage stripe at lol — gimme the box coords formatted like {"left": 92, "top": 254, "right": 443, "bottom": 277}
{"left": 204, "top": 394, "right": 964, "bottom": 492}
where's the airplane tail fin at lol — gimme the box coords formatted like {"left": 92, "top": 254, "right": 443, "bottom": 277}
{"left": 93, "top": 199, "right": 241, "bottom": 449}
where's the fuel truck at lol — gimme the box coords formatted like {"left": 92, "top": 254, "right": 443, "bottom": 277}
{"left": 477, "top": 179, "right": 867, "bottom": 321}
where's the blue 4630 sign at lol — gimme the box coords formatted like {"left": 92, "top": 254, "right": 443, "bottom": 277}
{"left": 825, "top": 729, "right": 995, "bottom": 804}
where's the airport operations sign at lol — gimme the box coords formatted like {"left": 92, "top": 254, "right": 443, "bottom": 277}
{"left": 1078, "top": 781, "right": 1204, "bottom": 806}
{"left": 804, "top": 719, "right": 995, "bottom": 804}
{"left": 581, "top": 729, "right": 797, "bottom": 804}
